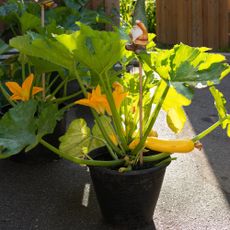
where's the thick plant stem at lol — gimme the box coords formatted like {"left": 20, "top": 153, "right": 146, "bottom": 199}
{"left": 39, "top": 138, "right": 124, "bottom": 167}
{"left": 192, "top": 117, "right": 228, "bottom": 142}
{"left": 132, "top": 82, "right": 170, "bottom": 157}
{"left": 101, "top": 71, "right": 128, "bottom": 151}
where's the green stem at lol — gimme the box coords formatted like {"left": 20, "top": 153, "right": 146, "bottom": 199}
{"left": 39, "top": 138, "right": 124, "bottom": 167}
{"left": 143, "top": 152, "right": 171, "bottom": 162}
{"left": 63, "top": 78, "right": 68, "bottom": 97}
{"left": 42, "top": 73, "right": 46, "bottom": 99}
{"left": 21, "top": 62, "right": 25, "bottom": 81}
{"left": 54, "top": 91, "right": 82, "bottom": 104}
{"left": 46, "top": 80, "right": 66, "bottom": 102}
{"left": 102, "top": 71, "right": 128, "bottom": 151}
{"left": 155, "top": 157, "right": 175, "bottom": 167}
{"left": 46, "top": 75, "right": 60, "bottom": 93}
{"left": 59, "top": 102, "right": 76, "bottom": 113}
{"left": 9, "top": 25, "right": 17, "bottom": 37}
{"left": 192, "top": 117, "right": 228, "bottom": 142}
{"left": 132, "top": 82, "right": 170, "bottom": 157}
{"left": 92, "top": 136, "right": 118, "bottom": 160}
{"left": 0, "top": 83, "right": 16, "bottom": 106}
{"left": 28, "top": 63, "right": 31, "bottom": 74}
{"left": 144, "top": 81, "right": 161, "bottom": 129}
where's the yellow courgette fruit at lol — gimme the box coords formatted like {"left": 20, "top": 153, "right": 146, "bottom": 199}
{"left": 145, "top": 137, "right": 194, "bottom": 153}
{"left": 129, "top": 137, "right": 195, "bottom": 153}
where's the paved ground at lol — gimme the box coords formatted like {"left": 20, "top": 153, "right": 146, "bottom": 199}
{"left": 0, "top": 75, "right": 230, "bottom": 230}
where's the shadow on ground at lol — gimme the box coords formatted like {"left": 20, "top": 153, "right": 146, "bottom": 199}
{"left": 184, "top": 76, "right": 230, "bottom": 204}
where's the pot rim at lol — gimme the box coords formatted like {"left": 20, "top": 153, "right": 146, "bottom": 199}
{"left": 89, "top": 146, "right": 171, "bottom": 176}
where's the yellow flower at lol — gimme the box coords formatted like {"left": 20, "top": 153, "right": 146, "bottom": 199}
{"left": 5, "top": 73, "right": 43, "bottom": 101}
{"left": 75, "top": 85, "right": 109, "bottom": 114}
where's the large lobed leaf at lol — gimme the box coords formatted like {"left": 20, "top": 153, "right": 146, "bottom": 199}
{"left": 59, "top": 118, "right": 105, "bottom": 158}
{"left": 0, "top": 100, "right": 37, "bottom": 158}
{"left": 151, "top": 43, "right": 229, "bottom": 99}
{"left": 56, "top": 23, "right": 126, "bottom": 75}
{"left": 10, "top": 34, "right": 74, "bottom": 72}
{"left": 0, "top": 100, "right": 61, "bottom": 158}
{"left": 59, "top": 116, "right": 115, "bottom": 158}
{"left": 19, "top": 12, "right": 41, "bottom": 34}
{"left": 10, "top": 23, "right": 126, "bottom": 83}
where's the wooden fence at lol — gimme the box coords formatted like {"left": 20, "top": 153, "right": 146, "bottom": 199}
{"left": 156, "top": 0, "right": 230, "bottom": 50}
{"left": 89, "top": 0, "right": 120, "bottom": 28}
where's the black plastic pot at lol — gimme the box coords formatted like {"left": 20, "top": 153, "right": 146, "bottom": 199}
{"left": 89, "top": 147, "right": 169, "bottom": 228}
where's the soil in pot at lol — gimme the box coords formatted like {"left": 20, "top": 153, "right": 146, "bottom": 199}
{"left": 89, "top": 147, "right": 170, "bottom": 228}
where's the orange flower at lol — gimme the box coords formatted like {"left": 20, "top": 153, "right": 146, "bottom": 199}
{"left": 112, "top": 82, "right": 127, "bottom": 111}
{"left": 75, "top": 83, "right": 127, "bottom": 115}
{"left": 75, "top": 85, "right": 109, "bottom": 114}
{"left": 5, "top": 73, "right": 43, "bottom": 101}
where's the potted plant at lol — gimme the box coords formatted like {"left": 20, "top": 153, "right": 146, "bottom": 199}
{"left": 5, "top": 21, "right": 230, "bottom": 226}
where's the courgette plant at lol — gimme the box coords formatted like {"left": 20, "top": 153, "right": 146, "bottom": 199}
{"left": 2, "top": 22, "right": 230, "bottom": 171}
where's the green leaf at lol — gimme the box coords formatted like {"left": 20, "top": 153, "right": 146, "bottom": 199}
{"left": 59, "top": 119, "right": 105, "bottom": 158}
{"left": 36, "top": 102, "right": 60, "bottom": 139}
{"left": 56, "top": 23, "right": 126, "bottom": 75}
{"left": 0, "top": 100, "right": 37, "bottom": 158}
{"left": 0, "top": 3, "right": 18, "bottom": 18}
{"left": 209, "top": 86, "right": 230, "bottom": 137}
{"left": 10, "top": 34, "right": 74, "bottom": 72}
{"left": 28, "top": 56, "right": 64, "bottom": 75}
{"left": 0, "top": 99, "right": 62, "bottom": 157}
{"left": 0, "top": 39, "right": 9, "bottom": 55}
{"left": 25, "top": 102, "right": 61, "bottom": 152}
{"left": 19, "top": 12, "right": 41, "bottom": 34}
{"left": 59, "top": 115, "right": 117, "bottom": 158}
{"left": 209, "top": 86, "right": 228, "bottom": 128}
{"left": 151, "top": 44, "right": 229, "bottom": 98}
